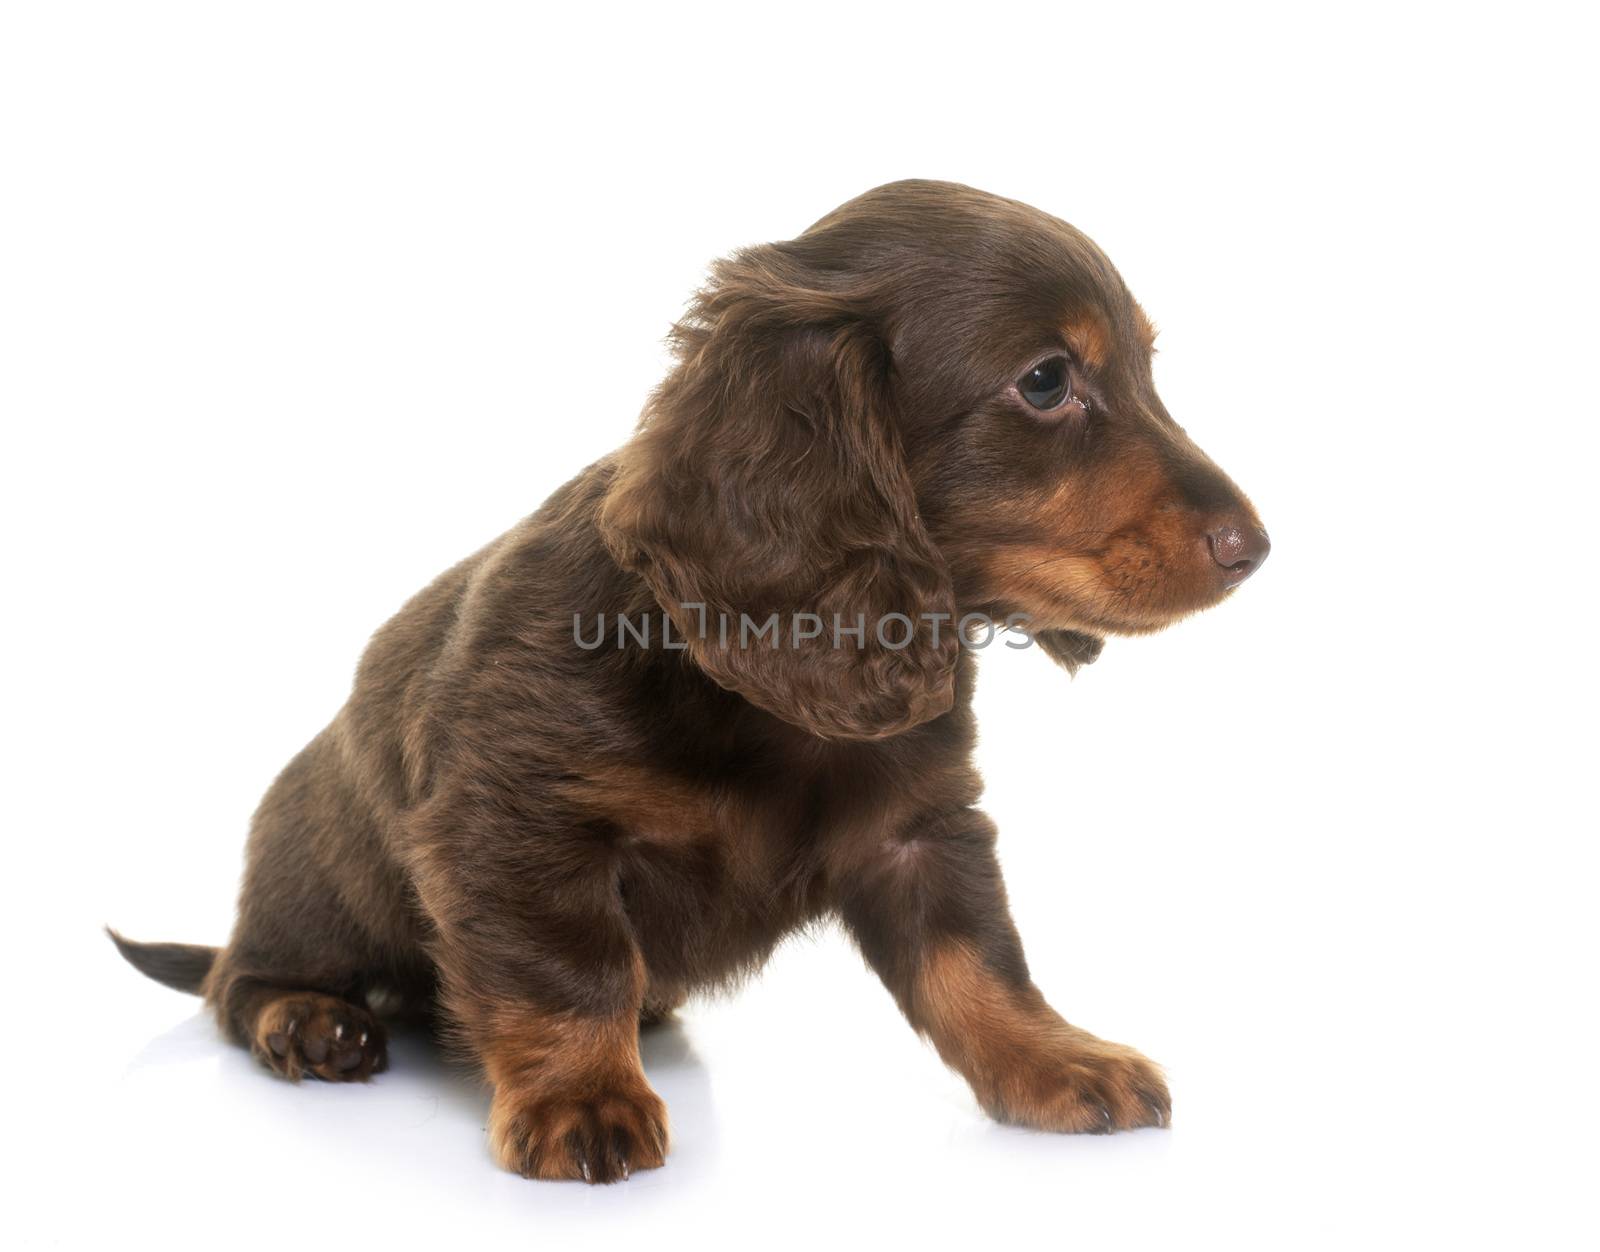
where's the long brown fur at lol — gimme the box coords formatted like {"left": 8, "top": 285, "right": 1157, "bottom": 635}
{"left": 112, "top": 180, "right": 1268, "bottom": 1183}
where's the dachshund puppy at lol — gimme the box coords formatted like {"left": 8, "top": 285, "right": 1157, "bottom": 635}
{"left": 113, "top": 180, "right": 1269, "bottom": 1183}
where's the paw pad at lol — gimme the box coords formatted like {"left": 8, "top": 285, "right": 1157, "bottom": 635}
{"left": 252, "top": 993, "right": 386, "bottom": 1083}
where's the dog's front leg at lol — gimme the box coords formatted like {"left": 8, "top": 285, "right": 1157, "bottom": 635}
{"left": 835, "top": 807, "right": 1170, "bottom": 1132}
{"left": 409, "top": 821, "right": 667, "bottom": 1183}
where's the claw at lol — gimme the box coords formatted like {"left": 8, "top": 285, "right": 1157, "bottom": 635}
{"left": 359, "top": 1030, "right": 369, "bottom": 1047}
{"left": 334, "top": 1024, "right": 345, "bottom": 1042}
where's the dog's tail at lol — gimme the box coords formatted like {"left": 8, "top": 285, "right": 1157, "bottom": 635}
{"left": 107, "top": 927, "right": 218, "bottom": 995}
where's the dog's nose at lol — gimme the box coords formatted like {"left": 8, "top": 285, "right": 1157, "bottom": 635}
{"left": 1207, "top": 521, "right": 1270, "bottom": 586}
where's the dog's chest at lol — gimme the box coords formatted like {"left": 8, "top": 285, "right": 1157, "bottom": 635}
{"left": 600, "top": 768, "right": 851, "bottom": 989}
{"left": 577, "top": 725, "right": 963, "bottom": 991}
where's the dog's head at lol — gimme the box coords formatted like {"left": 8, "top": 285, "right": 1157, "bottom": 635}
{"left": 601, "top": 180, "right": 1267, "bottom": 741}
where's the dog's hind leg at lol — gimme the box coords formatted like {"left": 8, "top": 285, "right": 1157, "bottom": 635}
{"left": 199, "top": 735, "right": 423, "bottom": 1082}
{"left": 200, "top": 847, "right": 396, "bottom": 1083}
{"left": 216, "top": 973, "right": 388, "bottom": 1082}
{"left": 110, "top": 920, "right": 391, "bottom": 1082}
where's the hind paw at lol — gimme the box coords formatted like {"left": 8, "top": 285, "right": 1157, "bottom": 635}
{"left": 251, "top": 993, "right": 386, "bottom": 1082}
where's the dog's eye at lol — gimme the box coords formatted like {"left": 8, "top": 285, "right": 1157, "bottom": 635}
{"left": 1018, "top": 356, "right": 1074, "bottom": 410}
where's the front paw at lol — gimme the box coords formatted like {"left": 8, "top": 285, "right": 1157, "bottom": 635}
{"left": 489, "top": 1082, "right": 669, "bottom": 1183}
{"left": 987, "top": 1037, "right": 1170, "bottom": 1133}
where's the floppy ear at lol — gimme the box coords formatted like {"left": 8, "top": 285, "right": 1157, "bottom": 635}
{"left": 599, "top": 247, "right": 959, "bottom": 740}
{"left": 1034, "top": 629, "right": 1105, "bottom": 675}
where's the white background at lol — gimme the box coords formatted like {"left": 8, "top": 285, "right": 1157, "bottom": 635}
{"left": 4, "top": 2, "right": 1596, "bottom": 1248}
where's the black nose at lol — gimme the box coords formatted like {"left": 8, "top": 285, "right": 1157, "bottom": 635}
{"left": 1207, "top": 521, "right": 1270, "bottom": 586}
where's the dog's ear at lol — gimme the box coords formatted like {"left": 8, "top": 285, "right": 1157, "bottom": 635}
{"left": 600, "top": 247, "right": 958, "bottom": 740}
{"left": 1034, "top": 629, "right": 1104, "bottom": 674}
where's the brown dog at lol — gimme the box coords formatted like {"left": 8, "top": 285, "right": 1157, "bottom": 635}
{"left": 113, "top": 180, "right": 1268, "bottom": 1183}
